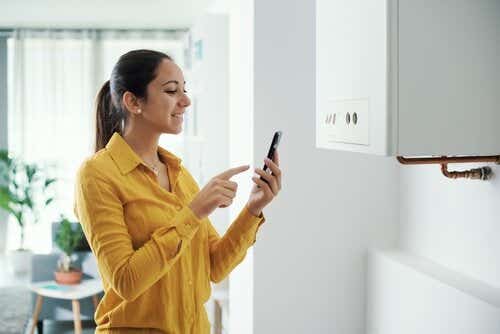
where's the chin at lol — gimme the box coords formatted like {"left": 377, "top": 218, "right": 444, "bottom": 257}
{"left": 164, "top": 127, "right": 183, "bottom": 135}
{"left": 159, "top": 123, "right": 183, "bottom": 134}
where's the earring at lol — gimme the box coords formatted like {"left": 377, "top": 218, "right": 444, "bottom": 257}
{"left": 137, "top": 109, "right": 142, "bottom": 114}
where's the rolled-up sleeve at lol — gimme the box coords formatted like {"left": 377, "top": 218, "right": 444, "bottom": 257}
{"left": 74, "top": 164, "right": 202, "bottom": 301}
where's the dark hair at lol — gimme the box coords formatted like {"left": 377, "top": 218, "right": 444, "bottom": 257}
{"left": 94, "top": 49, "right": 172, "bottom": 152}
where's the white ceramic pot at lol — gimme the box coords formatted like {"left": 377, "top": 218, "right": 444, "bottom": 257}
{"left": 8, "top": 249, "right": 32, "bottom": 275}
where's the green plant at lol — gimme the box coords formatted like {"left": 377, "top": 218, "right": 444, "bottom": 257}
{"left": 55, "top": 215, "right": 84, "bottom": 272}
{"left": 0, "top": 149, "right": 56, "bottom": 250}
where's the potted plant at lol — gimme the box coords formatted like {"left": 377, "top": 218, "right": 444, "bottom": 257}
{"left": 54, "top": 215, "right": 84, "bottom": 285}
{"left": 0, "top": 149, "right": 56, "bottom": 274}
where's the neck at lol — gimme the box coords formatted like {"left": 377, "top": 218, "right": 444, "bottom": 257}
{"left": 122, "top": 128, "right": 162, "bottom": 165}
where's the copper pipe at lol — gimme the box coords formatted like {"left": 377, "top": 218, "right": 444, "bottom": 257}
{"left": 440, "top": 163, "right": 492, "bottom": 180}
{"left": 397, "top": 155, "right": 500, "bottom": 181}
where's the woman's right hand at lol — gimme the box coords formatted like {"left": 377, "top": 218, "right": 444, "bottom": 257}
{"left": 188, "top": 165, "right": 250, "bottom": 219}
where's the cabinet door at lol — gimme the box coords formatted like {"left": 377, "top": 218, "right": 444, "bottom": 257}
{"left": 316, "top": 0, "right": 395, "bottom": 155}
{"left": 398, "top": 0, "right": 500, "bottom": 155}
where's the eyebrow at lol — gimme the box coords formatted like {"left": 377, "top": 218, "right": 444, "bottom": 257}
{"left": 162, "top": 80, "right": 186, "bottom": 86}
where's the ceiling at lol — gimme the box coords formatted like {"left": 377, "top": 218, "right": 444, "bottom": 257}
{"left": 0, "top": 0, "right": 215, "bottom": 30}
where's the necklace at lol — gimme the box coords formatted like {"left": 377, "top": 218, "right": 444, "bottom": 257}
{"left": 143, "top": 159, "right": 161, "bottom": 176}
{"left": 146, "top": 163, "right": 159, "bottom": 176}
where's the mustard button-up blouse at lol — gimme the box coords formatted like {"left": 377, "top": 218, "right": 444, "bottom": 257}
{"left": 74, "top": 132, "right": 265, "bottom": 333}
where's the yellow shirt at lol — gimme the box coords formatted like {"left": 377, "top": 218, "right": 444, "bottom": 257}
{"left": 74, "top": 132, "right": 265, "bottom": 334}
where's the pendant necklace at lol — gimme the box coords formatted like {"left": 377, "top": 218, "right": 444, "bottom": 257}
{"left": 144, "top": 161, "right": 160, "bottom": 176}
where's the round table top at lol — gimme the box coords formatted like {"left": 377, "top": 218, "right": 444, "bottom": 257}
{"left": 29, "top": 278, "right": 102, "bottom": 300}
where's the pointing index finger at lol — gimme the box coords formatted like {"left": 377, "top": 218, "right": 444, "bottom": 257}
{"left": 216, "top": 165, "right": 250, "bottom": 180}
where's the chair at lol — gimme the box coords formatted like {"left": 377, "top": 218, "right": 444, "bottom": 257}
{"left": 30, "top": 222, "right": 102, "bottom": 333}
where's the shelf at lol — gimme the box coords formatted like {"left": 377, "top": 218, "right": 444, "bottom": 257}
{"left": 367, "top": 249, "right": 500, "bottom": 334}
{"left": 372, "top": 249, "right": 500, "bottom": 308}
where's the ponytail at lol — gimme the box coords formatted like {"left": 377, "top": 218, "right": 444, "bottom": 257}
{"left": 95, "top": 80, "right": 124, "bottom": 152}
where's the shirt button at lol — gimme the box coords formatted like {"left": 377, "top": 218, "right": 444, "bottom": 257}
{"left": 188, "top": 280, "right": 193, "bottom": 286}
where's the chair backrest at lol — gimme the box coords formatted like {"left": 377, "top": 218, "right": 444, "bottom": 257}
{"left": 31, "top": 253, "right": 59, "bottom": 283}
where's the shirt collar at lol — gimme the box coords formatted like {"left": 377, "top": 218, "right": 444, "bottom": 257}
{"left": 106, "top": 132, "right": 182, "bottom": 175}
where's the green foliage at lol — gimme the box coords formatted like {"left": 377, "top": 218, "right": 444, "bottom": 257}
{"left": 0, "top": 149, "right": 57, "bottom": 249}
{"left": 55, "top": 216, "right": 84, "bottom": 272}
{"left": 55, "top": 215, "right": 83, "bottom": 257}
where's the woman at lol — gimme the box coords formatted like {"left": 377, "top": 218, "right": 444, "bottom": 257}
{"left": 73, "top": 49, "right": 282, "bottom": 333}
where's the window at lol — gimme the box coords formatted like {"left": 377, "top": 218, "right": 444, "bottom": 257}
{"left": 6, "top": 29, "right": 198, "bottom": 252}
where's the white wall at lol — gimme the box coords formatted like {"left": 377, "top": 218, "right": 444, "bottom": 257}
{"left": 187, "top": 13, "right": 235, "bottom": 332}
{"left": 400, "top": 163, "right": 500, "bottom": 287}
{"left": 226, "top": 0, "right": 255, "bottom": 333}
{"left": 188, "top": 3, "right": 257, "bottom": 333}
{"left": 399, "top": 163, "right": 500, "bottom": 286}
{"left": 188, "top": 14, "right": 230, "bottom": 236}
{"left": 368, "top": 163, "right": 500, "bottom": 332}
{"left": 367, "top": 161, "right": 500, "bottom": 332}
{"left": 253, "top": 1, "right": 399, "bottom": 333}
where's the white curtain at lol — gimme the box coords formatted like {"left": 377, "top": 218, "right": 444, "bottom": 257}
{"left": 7, "top": 28, "right": 193, "bottom": 252}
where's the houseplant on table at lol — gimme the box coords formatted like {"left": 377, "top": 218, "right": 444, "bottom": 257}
{"left": 0, "top": 149, "right": 56, "bottom": 274}
{"left": 54, "top": 215, "right": 85, "bottom": 285}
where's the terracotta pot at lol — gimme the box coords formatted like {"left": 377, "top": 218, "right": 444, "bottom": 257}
{"left": 54, "top": 269, "right": 83, "bottom": 285}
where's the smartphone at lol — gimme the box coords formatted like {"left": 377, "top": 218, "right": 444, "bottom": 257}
{"left": 260, "top": 131, "right": 283, "bottom": 183}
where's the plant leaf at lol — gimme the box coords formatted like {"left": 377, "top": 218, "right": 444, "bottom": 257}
{"left": 44, "top": 178, "right": 56, "bottom": 188}
{"left": 25, "top": 164, "right": 36, "bottom": 182}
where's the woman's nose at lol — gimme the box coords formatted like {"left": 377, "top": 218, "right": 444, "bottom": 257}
{"left": 180, "top": 93, "right": 191, "bottom": 108}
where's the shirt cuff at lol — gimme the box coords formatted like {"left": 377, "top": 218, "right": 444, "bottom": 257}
{"left": 228, "top": 205, "right": 266, "bottom": 246}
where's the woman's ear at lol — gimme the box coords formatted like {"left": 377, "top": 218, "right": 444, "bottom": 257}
{"left": 122, "top": 91, "right": 142, "bottom": 116}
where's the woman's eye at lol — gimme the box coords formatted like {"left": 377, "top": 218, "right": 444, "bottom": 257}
{"left": 165, "top": 90, "right": 188, "bottom": 94}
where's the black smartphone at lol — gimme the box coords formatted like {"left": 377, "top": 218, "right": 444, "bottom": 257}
{"left": 260, "top": 131, "right": 283, "bottom": 183}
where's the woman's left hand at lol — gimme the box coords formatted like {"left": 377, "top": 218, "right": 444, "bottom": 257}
{"left": 246, "top": 150, "right": 282, "bottom": 216}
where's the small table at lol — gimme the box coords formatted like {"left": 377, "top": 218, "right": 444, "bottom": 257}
{"left": 28, "top": 278, "right": 103, "bottom": 334}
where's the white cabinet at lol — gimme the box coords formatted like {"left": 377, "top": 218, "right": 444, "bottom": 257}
{"left": 316, "top": 0, "right": 500, "bottom": 156}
